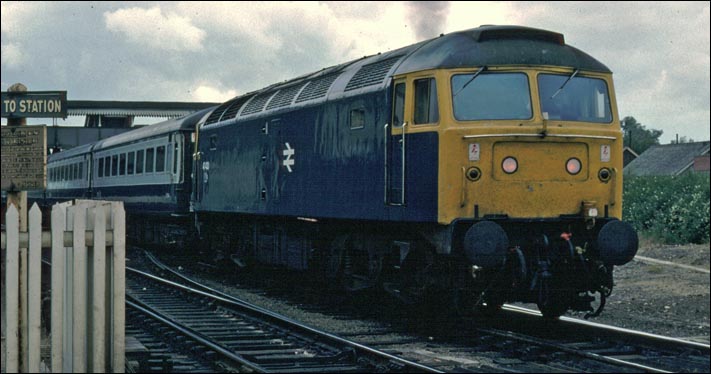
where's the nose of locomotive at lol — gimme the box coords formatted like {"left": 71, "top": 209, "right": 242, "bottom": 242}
{"left": 597, "top": 220, "right": 639, "bottom": 265}
{"left": 463, "top": 221, "right": 509, "bottom": 268}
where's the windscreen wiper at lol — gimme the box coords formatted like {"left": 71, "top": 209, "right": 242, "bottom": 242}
{"left": 550, "top": 69, "right": 579, "bottom": 99}
{"left": 453, "top": 66, "right": 487, "bottom": 97}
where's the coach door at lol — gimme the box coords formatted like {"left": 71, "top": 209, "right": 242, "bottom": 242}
{"left": 386, "top": 80, "right": 406, "bottom": 205}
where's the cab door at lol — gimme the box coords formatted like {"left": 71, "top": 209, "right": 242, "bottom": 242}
{"left": 386, "top": 80, "right": 406, "bottom": 205}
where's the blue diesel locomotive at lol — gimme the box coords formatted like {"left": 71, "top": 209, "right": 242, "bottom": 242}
{"left": 45, "top": 25, "right": 638, "bottom": 318}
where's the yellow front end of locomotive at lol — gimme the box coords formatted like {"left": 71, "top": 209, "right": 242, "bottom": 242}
{"left": 435, "top": 67, "right": 624, "bottom": 225}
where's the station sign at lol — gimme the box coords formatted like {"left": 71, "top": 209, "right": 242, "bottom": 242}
{"left": 1, "top": 125, "right": 47, "bottom": 191}
{"left": 1, "top": 91, "right": 67, "bottom": 118}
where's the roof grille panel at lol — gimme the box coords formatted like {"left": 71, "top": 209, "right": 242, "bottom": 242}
{"left": 345, "top": 55, "right": 403, "bottom": 91}
{"left": 267, "top": 83, "right": 305, "bottom": 110}
{"left": 204, "top": 100, "right": 235, "bottom": 125}
{"left": 241, "top": 92, "right": 274, "bottom": 116}
{"left": 219, "top": 95, "right": 253, "bottom": 121}
{"left": 295, "top": 73, "right": 340, "bottom": 103}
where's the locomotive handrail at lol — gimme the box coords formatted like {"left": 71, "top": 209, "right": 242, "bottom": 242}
{"left": 401, "top": 121, "right": 407, "bottom": 205}
{"left": 462, "top": 133, "right": 617, "bottom": 140}
{"left": 383, "top": 123, "right": 389, "bottom": 204}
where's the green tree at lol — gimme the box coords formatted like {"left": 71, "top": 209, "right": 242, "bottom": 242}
{"left": 621, "top": 116, "right": 663, "bottom": 154}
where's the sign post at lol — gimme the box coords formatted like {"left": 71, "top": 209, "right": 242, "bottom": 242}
{"left": 1, "top": 83, "right": 50, "bottom": 372}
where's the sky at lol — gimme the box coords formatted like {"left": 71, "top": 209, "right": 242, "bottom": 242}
{"left": 1, "top": 1, "right": 709, "bottom": 144}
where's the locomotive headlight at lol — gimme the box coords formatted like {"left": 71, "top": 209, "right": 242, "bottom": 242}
{"left": 466, "top": 167, "right": 481, "bottom": 181}
{"left": 598, "top": 168, "right": 611, "bottom": 182}
{"left": 502, "top": 157, "right": 518, "bottom": 174}
{"left": 566, "top": 158, "right": 582, "bottom": 175}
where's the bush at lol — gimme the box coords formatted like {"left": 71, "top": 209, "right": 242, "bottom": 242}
{"left": 623, "top": 173, "right": 710, "bottom": 244}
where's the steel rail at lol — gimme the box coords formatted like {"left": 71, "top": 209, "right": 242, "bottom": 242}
{"left": 125, "top": 297, "right": 266, "bottom": 373}
{"left": 131, "top": 254, "right": 443, "bottom": 373}
{"left": 503, "top": 304, "right": 711, "bottom": 350}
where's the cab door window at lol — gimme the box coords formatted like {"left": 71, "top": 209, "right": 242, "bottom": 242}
{"left": 414, "top": 78, "right": 439, "bottom": 124}
{"left": 392, "top": 82, "right": 406, "bottom": 127}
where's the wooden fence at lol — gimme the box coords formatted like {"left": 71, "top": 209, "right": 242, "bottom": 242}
{"left": 2, "top": 200, "right": 125, "bottom": 373}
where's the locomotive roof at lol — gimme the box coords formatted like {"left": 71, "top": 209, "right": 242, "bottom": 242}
{"left": 92, "top": 106, "right": 215, "bottom": 151}
{"left": 202, "top": 25, "right": 610, "bottom": 128}
{"left": 393, "top": 25, "right": 611, "bottom": 75}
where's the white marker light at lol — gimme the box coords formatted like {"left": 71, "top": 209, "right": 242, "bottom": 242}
{"left": 502, "top": 157, "right": 518, "bottom": 174}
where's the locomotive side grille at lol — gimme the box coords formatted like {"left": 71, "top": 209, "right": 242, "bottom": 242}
{"left": 241, "top": 92, "right": 275, "bottom": 116}
{"left": 204, "top": 100, "right": 236, "bottom": 125}
{"left": 345, "top": 55, "right": 403, "bottom": 91}
{"left": 217, "top": 95, "right": 253, "bottom": 121}
{"left": 296, "top": 73, "right": 340, "bottom": 103}
{"left": 267, "top": 83, "right": 307, "bottom": 110}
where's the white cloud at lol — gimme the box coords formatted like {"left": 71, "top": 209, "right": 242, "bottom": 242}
{"left": 1, "top": 43, "right": 25, "bottom": 68}
{"left": 104, "top": 6, "right": 205, "bottom": 52}
{"left": 191, "top": 84, "right": 237, "bottom": 103}
{"left": 445, "top": 2, "right": 518, "bottom": 32}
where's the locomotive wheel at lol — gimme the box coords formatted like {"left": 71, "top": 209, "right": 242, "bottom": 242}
{"left": 536, "top": 278, "right": 570, "bottom": 319}
{"left": 329, "top": 235, "right": 383, "bottom": 292}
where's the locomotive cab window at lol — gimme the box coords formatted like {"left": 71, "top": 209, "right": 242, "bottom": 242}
{"left": 451, "top": 73, "right": 531, "bottom": 121}
{"left": 538, "top": 74, "right": 612, "bottom": 123}
{"left": 414, "top": 78, "right": 439, "bottom": 124}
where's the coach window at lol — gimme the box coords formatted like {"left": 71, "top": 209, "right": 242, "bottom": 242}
{"left": 393, "top": 82, "right": 405, "bottom": 127}
{"left": 146, "top": 148, "right": 155, "bottom": 173}
{"left": 136, "top": 149, "right": 144, "bottom": 174}
{"left": 104, "top": 157, "right": 110, "bottom": 178}
{"left": 111, "top": 155, "right": 118, "bottom": 176}
{"left": 156, "top": 145, "right": 166, "bottom": 173}
{"left": 98, "top": 158, "right": 104, "bottom": 178}
{"left": 79, "top": 162, "right": 83, "bottom": 180}
{"left": 414, "top": 78, "right": 439, "bottom": 124}
{"left": 119, "top": 153, "right": 126, "bottom": 176}
{"left": 128, "top": 151, "right": 135, "bottom": 175}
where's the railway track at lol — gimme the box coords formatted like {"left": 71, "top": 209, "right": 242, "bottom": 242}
{"left": 487, "top": 304, "right": 711, "bottom": 373}
{"left": 142, "top": 250, "right": 710, "bottom": 373}
{"left": 125, "top": 257, "right": 442, "bottom": 373}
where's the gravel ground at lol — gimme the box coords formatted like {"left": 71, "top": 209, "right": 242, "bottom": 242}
{"left": 570, "top": 241, "right": 710, "bottom": 343}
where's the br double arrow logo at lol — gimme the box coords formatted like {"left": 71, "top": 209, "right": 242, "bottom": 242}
{"left": 282, "top": 142, "right": 295, "bottom": 172}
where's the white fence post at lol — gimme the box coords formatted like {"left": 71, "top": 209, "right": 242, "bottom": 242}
{"left": 5, "top": 204, "right": 20, "bottom": 373}
{"left": 27, "top": 204, "right": 42, "bottom": 373}
{"left": 71, "top": 203, "right": 87, "bottom": 373}
{"left": 2, "top": 200, "right": 125, "bottom": 373}
{"left": 110, "top": 201, "right": 126, "bottom": 374}
{"left": 50, "top": 202, "right": 69, "bottom": 373}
